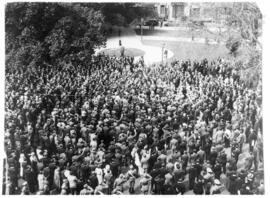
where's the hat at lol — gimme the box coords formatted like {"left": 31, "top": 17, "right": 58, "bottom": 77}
{"left": 57, "top": 122, "right": 66, "bottom": 129}
{"left": 207, "top": 167, "right": 213, "bottom": 173}
{"left": 247, "top": 173, "right": 254, "bottom": 181}
{"left": 214, "top": 179, "right": 221, "bottom": 185}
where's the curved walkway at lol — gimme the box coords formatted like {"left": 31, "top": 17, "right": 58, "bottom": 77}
{"left": 95, "top": 26, "right": 174, "bottom": 65}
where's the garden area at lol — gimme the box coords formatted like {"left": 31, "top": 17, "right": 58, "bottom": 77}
{"left": 142, "top": 40, "right": 229, "bottom": 61}
{"left": 134, "top": 27, "right": 220, "bottom": 40}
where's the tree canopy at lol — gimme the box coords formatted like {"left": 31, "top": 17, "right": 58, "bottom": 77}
{"left": 96, "top": 3, "right": 158, "bottom": 26}
{"left": 224, "top": 2, "right": 262, "bottom": 88}
{"left": 5, "top": 3, "right": 106, "bottom": 71}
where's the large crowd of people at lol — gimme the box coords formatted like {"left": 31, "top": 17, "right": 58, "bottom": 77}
{"left": 4, "top": 54, "right": 263, "bottom": 195}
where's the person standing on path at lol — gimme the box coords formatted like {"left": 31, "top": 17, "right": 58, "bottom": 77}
{"left": 118, "top": 29, "right": 121, "bottom": 37}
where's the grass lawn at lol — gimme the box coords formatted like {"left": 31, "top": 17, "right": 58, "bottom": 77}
{"left": 134, "top": 28, "right": 219, "bottom": 40}
{"left": 98, "top": 47, "right": 145, "bottom": 57}
{"left": 142, "top": 39, "right": 231, "bottom": 61}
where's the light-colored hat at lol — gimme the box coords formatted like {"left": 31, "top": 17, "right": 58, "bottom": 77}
{"left": 207, "top": 167, "right": 213, "bottom": 173}
{"left": 214, "top": 179, "right": 221, "bottom": 185}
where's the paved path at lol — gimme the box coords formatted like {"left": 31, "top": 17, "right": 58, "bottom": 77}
{"left": 96, "top": 26, "right": 225, "bottom": 65}
{"left": 95, "top": 26, "right": 174, "bottom": 65}
{"left": 138, "top": 25, "right": 189, "bottom": 31}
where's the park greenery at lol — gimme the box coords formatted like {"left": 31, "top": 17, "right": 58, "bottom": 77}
{"left": 190, "top": 2, "right": 262, "bottom": 88}
{"left": 224, "top": 2, "right": 262, "bottom": 88}
{"left": 5, "top": 2, "right": 262, "bottom": 88}
{"left": 98, "top": 3, "right": 157, "bottom": 26}
{"left": 6, "top": 3, "right": 106, "bottom": 72}
{"left": 5, "top": 3, "right": 158, "bottom": 72}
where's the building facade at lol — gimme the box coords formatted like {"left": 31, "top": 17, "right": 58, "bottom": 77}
{"left": 155, "top": 2, "right": 189, "bottom": 21}
{"left": 155, "top": 2, "right": 232, "bottom": 23}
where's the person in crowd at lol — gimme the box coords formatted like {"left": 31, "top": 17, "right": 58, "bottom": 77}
{"left": 140, "top": 172, "right": 152, "bottom": 194}
{"left": 126, "top": 164, "right": 137, "bottom": 194}
{"left": 4, "top": 55, "right": 263, "bottom": 195}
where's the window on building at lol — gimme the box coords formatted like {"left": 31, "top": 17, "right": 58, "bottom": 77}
{"left": 173, "top": 5, "right": 184, "bottom": 19}
{"left": 192, "top": 8, "right": 200, "bottom": 18}
{"left": 161, "top": 5, "right": 165, "bottom": 15}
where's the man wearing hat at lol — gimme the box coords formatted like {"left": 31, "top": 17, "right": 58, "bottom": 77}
{"left": 211, "top": 179, "right": 223, "bottom": 194}
{"left": 126, "top": 164, "right": 137, "bottom": 194}
{"left": 217, "top": 149, "right": 227, "bottom": 174}
{"left": 248, "top": 128, "right": 257, "bottom": 153}
{"left": 188, "top": 162, "right": 197, "bottom": 190}
{"left": 60, "top": 179, "right": 69, "bottom": 195}
{"left": 181, "top": 151, "right": 189, "bottom": 173}
{"left": 21, "top": 181, "right": 30, "bottom": 195}
{"left": 80, "top": 184, "right": 94, "bottom": 195}
{"left": 213, "top": 161, "right": 222, "bottom": 180}
{"left": 89, "top": 171, "right": 99, "bottom": 190}
{"left": 141, "top": 147, "right": 151, "bottom": 173}
{"left": 113, "top": 173, "right": 126, "bottom": 194}
{"left": 237, "top": 130, "right": 246, "bottom": 153}
{"left": 103, "top": 164, "right": 113, "bottom": 194}
{"left": 24, "top": 165, "right": 36, "bottom": 193}
{"left": 66, "top": 171, "right": 78, "bottom": 195}
{"left": 228, "top": 172, "right": 238, "bottom": 194}
{"left": 140, "top": 172, "right": 152, "bottom": 195}
{"left": 209, "top": 147, "right": 218, "bottom": 167}
{"left": 174, "top": 162, "right": 185, "bottom": 194}
{"left": 193, "top": 175, "right": 204, "bottom": 194}
{"left": 197, "top": 146, "right": 206, "bottom": 164}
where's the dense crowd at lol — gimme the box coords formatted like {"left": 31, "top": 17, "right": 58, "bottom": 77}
{"left": 4, "top": 55, "right": 263, "bottom": 195}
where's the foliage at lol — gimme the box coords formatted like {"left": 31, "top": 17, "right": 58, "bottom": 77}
{"left": 217, "top": 3, "right": 262, "bottom": 87}
{"left": 5, "top": 3, "right": 106, "bottom": 71}
{"left": 98, "top": 3, "right": 158, "bottom": 25}
{"left": 109, "top": 13, "right": 126, "bottom": 26}
{"left": 225, "top": 2, "right": 262, "bottom": 48}
{"left": 225, "top": 36, "right": 241, "bottom": 56}
{"left": 238, "top": 49, "right": 262, "bottom": 88}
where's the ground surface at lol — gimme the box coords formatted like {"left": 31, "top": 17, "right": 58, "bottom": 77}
{"left": 134, "top": 27, "right": 218, "bottom": 40}
{"left": 133, "top": 25, "right": 230, "bottom": 61}
{"left": 95, "top": 26, "right": 174, "bottom": 65}
{"left": 96, "top": 26, "right": 231, "bottom": 64}
{"left": 98, "top": 47, "right": 145, "bottom": 57}
{"left": 142, "top": 39, "right": 229, "bottom": 61}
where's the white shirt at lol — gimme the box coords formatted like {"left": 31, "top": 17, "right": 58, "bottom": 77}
{"left": 67, "top": 175, "right": 78, "bottom": 188}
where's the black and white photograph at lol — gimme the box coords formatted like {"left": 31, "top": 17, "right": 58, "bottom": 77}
{"left": 2, "top": 1, "right": 266, "bottom": 195}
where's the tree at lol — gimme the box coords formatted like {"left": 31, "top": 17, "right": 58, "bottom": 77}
{"left": 97, "top": 3, "right": 158, "bottom": 26}
{"left": 226, "top": 2, "right": 262, "bottom": 49}
{"left": 224, "top": 3, "right": 262, "bottom": 88}
{"left": 201, "top": 2, "right": 262, "bottom": 87}
{"left": 5, "top": 3, "right": 106, "bottom": 71}
{"left": 225, "top": 36, "right": 241, "bottom": 57}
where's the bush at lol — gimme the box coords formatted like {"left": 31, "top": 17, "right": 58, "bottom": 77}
{"left": 226, "top": 36, "right": 241, "bottom": 56}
